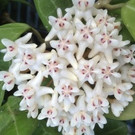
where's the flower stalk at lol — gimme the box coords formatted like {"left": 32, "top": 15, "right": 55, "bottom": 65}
{"left": 95, "top": 0, "right": 125, "bottom": 9}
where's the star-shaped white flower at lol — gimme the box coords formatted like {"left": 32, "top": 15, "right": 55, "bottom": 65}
{"left": 76, "top": 125, "right": 94, "bottom": 135}
{"left": 74, "top": 18, "right": 99, "bottom": 60}
{"left": 57, "top": 112, "right": 70, "bottom": 132}
{"left": 38, "top": 91, "right": 59, "bottom": 127}
{"left": 75, "top": 55, "right": 100, "bottom": 85}
{"left": 112, "top": 39, "right": 130, "bottom": 57}
{"left": 120, "top": 65, "right": 135, "bottom": 83}
{"left": 121, "top": 45, "right": 135, "bottom": 65}
{"left": 89, "top": 27, "right": 120, "bottom": 63}
{"left": 14, "top": 71, "right": 53, "bottom": 116}
{"left": 19, "top": 101, "right": 39, "bottom": 118}
{"left": 1, "top": 33, "right": 37, "bottom": 61}
{"left": 55, "top": 78, "right": 80, "bottom": 112}
{"left": 111, "top": 99, "right": 129, "bottom": 117}
{"left": 95, "top": 9, "right": 120, "bottom": 31}
{"left": 45, "top": 8, "right": 72, "bottom": 41}
{"left": 15, "top": 43, "right": 46, "bottom": 73}
{"left": 73, "top": 0, "right": 95, "bottom": 11}
{"left": 83, "top": 81, "right": 109, "bottom": 115}
{"left": 97, "top": 59, "right": 121, "bottom": 85}
{"left": 0, "top": 71, "right": 15, "bottom": 91}
{"left": 71, "top": 95, "right": 91, "bottom": 128}
{"left": 0, "top": 62, "right": 34, "bottom": 91}
{"left": 50, "top": 31, "right": 78, "bottom": 68}
{"left": 90, "top": 112, "right": 107, "bottom": 129}
{"left": 113, "top": 83, "right": 134, "bottom": 102}
{"left": 42, "top": 50, "right": 71, "bottom": 85}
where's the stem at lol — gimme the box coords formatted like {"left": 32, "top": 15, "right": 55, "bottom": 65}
{"left": 31, "top": 27, "right": 44, "bottom": 43}
{"left": 103, "top": 3, "right": 125, "bottom": 10}
{"left": 94, "top": 0, "right": 125, "bottom": 10}
{"left": 0, "top": 12, "right": 45, "bottom": 44}
{"left": 0, "top": 12, "right": 15, "bottom": 24}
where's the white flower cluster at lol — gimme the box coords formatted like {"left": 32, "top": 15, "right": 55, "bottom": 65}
{"left": 0, "top": 0, "right": 135, "bottom": 134}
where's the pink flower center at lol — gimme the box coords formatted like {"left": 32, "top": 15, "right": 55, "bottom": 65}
{"left": 47, "top": 110, "right": 53, "bottom": 115}
{"left": 58, "top": 39, "right": 70, "bottom": 51}
{"left": 48, "top": 61, "right": 59, "bottom": 73}
{"left": 100, "top": 33, "right": 112, "bottom": 44}
{"left": 8, "top": 46, "right": 15, "bottom": 52}
{"left": 81, "top": 27, "right": 93, "bottom": 39}
{"left": 61, "top": 85, "right": 73, "bottom": 97}
{"left": 78, "top": 0, "right": 89, "bottom": 7}
{"left": 102, "top": 66, "right": 113, "bottom": 78}
{"left": 81, "top": 64, "right": 94, "bottom": 77}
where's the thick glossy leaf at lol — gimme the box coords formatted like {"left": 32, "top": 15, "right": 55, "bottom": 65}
{"left": 34, "top": 0, "right": 72, "bottom": 31}
{"left": 0, "top": 96, "right": 38, "bottom": 135}
{"left": 95, "top": 119, "right": 128, "bottom": 135}
{"left": 0, "top": 53, "right": 11, "bottom": 70}
{"left": 120, "top": 24, "right": 134, "bottom": 42}
{"left": 106, "top": 95, "right": 135, "bottom": 120}
{"left": 121, "top": 0, "right": 135, "bottom": 40}
{"left": 0, "top": 82, "right": 4, "bottom": 106}
{"left": 0, "top": 23, "right": 30, "bottom": 49}
{"left": 108, "top": 5, "right": 134, "bottom": 42}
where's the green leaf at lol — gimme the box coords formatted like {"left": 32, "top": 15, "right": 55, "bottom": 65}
{"left": 106, "top": 95, "right": 135, "bottom": 120}
{"left": 0, "top": 82, "right": 5, "bottom": 106}
{"left": 95, "top": 119, "right": 128, "bottom": 135}
{"left": 0, "top": 23, "right": 31, "bottom": 49}
{"left": 0, "top": 53, "right": 11, "bottom": 70}
{"left": 0, "top": 96, "right": 61, "bottom": 135}
{"left": 34, "top": 0, "right": 72, "bottom": 31}
{"left": 121, "top": 0, "right": 135, "bottom": 40}
{"left": 120, "top": 23, "right": 134, "bottom": 42}
{"left": 0, "top": 96, "right": 38, "bottom": 135}
{"left": 108, "top": 5, "right": 134, "bottom": 42}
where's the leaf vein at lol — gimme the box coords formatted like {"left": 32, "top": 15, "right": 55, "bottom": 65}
{"left": 7, "top": 103, "right": 20, "bottom": 135}
{"left": 126, "top": 5, "right": 135, "bottom": 12}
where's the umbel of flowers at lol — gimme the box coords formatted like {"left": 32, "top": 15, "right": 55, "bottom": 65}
{"left": 0, "top": 0, "right": 135, "bottom": 134}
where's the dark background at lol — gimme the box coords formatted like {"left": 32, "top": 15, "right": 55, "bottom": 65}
{"left": 0, "top": 0, "right": 135, "bottom": 134}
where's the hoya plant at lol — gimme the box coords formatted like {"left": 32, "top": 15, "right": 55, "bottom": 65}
{"left": 0, "top": 0, "right": 135, "bottom": 135}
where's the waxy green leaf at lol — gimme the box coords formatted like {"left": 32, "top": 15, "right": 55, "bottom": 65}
{"left": 121, "top": 0, "right": 135, "bottom": 40}
{"left": 95, "top": 119, "right": 128, "bottom": 135}
{"left": 0, "top": 53, "right": 11, "bottom": 70}
{"left": 0, "top": 82, "right": 4, "bottom": 106}
{"left": 0, "top": 96, "right": 38, "bottom": 135}
{"left": 108, "top": 2, "right": 134, "bottom": 42}
{"left": 0, "top": 96, "right": 61, "bottom": 135}
{"left": 0, "top": 23, "right": 30, "bottom": 49}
